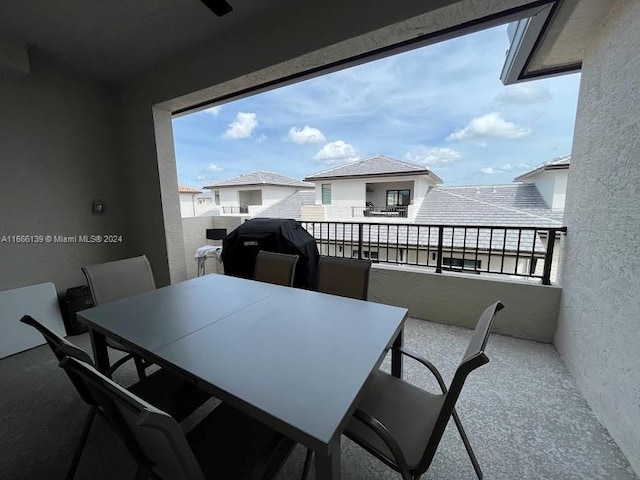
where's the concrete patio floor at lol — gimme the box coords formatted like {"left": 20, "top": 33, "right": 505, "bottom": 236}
{"left": 0, "top": 317, "right": 636, "bottom": 479}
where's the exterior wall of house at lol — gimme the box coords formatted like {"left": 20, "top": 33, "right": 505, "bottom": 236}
{"left": 179, "top": 193, "right": 197, "bottom": 218}
{"left": 0, "top": 48, "right": 129, "bottom": 294}
{"left": 531, "top": 169, "right": 568, "bottom": 210}
{"left": 369, "top": 264, "right": 561, "bottom": 342}
{"left": 316, "top": 243, "right": 537, "bottom": 280}
{"left": 218, "top": 189, "right": 239, "bottom": 209}
{"left": 314, "top": 175, "right": 432, "bottom": 220}
{"left": 215, "top": 185, "right": 305, "bottom": 215}
{"left": 314, "top": 179, "right": 366, "bottom": 207}
{"left": 261, "top": 186, "right": 305, "bottom": 208}
{"left": 555, "top": 0, "right": 640, "bottom": 472}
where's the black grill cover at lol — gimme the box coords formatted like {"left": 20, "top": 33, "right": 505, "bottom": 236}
{"left": 222, "top": 218, "right": 319, "bottom": 288}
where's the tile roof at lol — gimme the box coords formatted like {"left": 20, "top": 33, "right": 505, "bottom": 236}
{"left": 304, "top": 155, "right": 443, "bottom": 183}
{"left": 178, "top": 185, "right": 202, "bottom": 193}
{"left": 514, "top": 155, "right": 571, "bottom": 182}
{"left": 257, "top": 191, "right": 316, "bottom": 220}
{"left": 415, "top": 184, "right": 563, "bottom": 227}
{"left": 203, "top": 171, "right": 313, "bottom": 189}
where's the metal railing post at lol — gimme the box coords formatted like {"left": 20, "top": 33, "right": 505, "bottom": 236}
{"left": 358, "top": 223, "right": 364, "bottom": 260}
{"left": 542, "top": 230, "right": 557, "bottom": 285}
{"left": 436, "top": 226, "right": 444, "bottom": 273}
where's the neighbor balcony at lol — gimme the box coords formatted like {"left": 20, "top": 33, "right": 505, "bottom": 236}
{"left": 352, "top": 205, "right": 409, "bottom": 218}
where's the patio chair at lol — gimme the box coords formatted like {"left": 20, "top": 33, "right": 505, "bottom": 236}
{"left": 81, "top": 255, "right": 156, "bottom": 379}
{"left": 315, "top": 256, "right": 372, "bottom": 300}
{"left": 300, "top": 301, "right": 504, "bottom": 480}
{"left": 253, "top": 250, "right": 299, "bottom": 287}
{"left": 347, "top": 301, "right": 504, "bottom": 479}
{"left": 20, "top": 315, "right": 210, "bottom": 480}
{"left": 60, "top": 356, "right": 296, "bottom": 480}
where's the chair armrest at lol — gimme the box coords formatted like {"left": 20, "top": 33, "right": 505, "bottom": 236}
{"left": 351, "top": 410, "right": 412, "bottom": 480}
{"left": 392, "top": 345, "right": 448, "bottom": 394}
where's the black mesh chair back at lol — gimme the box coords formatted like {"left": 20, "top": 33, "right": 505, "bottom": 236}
{"left": 316, "top": 256, "right": 372, "bottom": 300}
{"left": 253, "top": 251, "right": 299, "bottom": 287}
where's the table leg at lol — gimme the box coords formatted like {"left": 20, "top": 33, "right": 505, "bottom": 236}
{"left": 315, "top": 438, "right": 340, "bottom": 480}
{"left": 90, "top": 329, "right": 111, "bottom": 376}
{"left": 391, "top": 328, "right": 403, "bottom": 379}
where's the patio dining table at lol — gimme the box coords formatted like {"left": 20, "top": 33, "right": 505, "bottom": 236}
{"left": 78, "top": 273, "right": 408, "bottom": 480}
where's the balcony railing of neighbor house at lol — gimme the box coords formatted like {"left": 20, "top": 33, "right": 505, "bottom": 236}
{"left": 222, "top": 206, "right": 249, "bottom": 214}
{"left": 352, "top": 206, "right": 408, "bottom": 218}
{"left": 300, "top": 221, "right": 567, "bottom": 285}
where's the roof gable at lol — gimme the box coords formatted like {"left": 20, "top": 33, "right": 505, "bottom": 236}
{"left": 304, "top": 155, "right": 442, "bottom": 183}
{"left": 203, "top": 171, "right": 313, "bottom": 189}
{"left": 514, "top": 155, "right": 571, "bottom": 182}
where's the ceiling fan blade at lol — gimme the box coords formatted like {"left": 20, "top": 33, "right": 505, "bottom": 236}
{"left": 201, "top": 0, "right": 233, "bottom": 16}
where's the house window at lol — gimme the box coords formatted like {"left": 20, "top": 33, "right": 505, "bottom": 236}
{"left": 322, "top": 184, "right": 331, "bottom": 205}
{"left": 386, "top": 189, "right": 410, "bottom": 206}
{"left": 214, "top": 191, "right": 220, "bottom": 205}
{"left": 443, "top": 257, "right": 481, "bottom": 269}
{"left": 352, "top": 250, "right": 379, "bottom": 262}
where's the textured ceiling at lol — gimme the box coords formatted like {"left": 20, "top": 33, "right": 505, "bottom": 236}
{"left": 0, "top": 0, "right": 285, "bottom": 81}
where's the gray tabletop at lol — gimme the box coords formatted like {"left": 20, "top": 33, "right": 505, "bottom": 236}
{"left": 78, "top": 273, "right": 408, "bottom": 473}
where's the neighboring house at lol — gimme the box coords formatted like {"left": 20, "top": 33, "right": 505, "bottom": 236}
{"left": 202, "top": 171, "right": 313, "bottom": 217}
{"left": 178, "top": 185, "right": 202, "bottom": 218}
{"left": 302, "top": 155, "right": 443, "bottom": 222}
{"left": 514, "top": 155, "right": 570, "bottom": 211}
{"left": 261, "top": 155, "right": 568, "bottom": 281}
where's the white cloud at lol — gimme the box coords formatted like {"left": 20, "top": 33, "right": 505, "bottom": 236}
{"left": 447, "top": 112, "right": 532, "bottom": 142}
{"left": 480, "top": 162, "right": 531, "bottom": 175}
{"left": 196, "top": 163, "right": 224, "bottom": 181}
{"left": 314, "top": 140, "right": 359, "bottom": 163}
{"left": 256, "top": 134, "right": 267, "bottom": 144}
{"left": 204, "top": 105, "right": 222, "bottom": 115}
{"left": 223, "top": 112, "right": 258, "bottom": 139}
{"left": 288, "top": 126, "right": 326, "bottom": 144}
{"left": 495, "top": 84, "right": 552, "bottom": 105}
{"left": 405, "top": 147, "right": 462, "bottom": 167}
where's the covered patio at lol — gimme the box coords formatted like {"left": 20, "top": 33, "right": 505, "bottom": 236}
{"left": 1, "top": 0, "right": 639, "bottom": 477}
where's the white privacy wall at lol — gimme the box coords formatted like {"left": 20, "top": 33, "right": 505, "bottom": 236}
{"left": 555, "top": 0, "right": 640, "bottom": 472}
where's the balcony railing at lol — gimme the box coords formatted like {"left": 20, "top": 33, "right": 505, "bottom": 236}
{"left": 352, "top": 206, "right": 408, "bottom": 218}
{"left": 300, "top": 220, "right": 567, "bottom": 285}
{"left": 222, "top": 206, "right": 249, "bottom": 214}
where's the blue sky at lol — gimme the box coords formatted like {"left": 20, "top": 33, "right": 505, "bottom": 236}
{"left": 173, "top": 24, "right": 581, "bottom": 188}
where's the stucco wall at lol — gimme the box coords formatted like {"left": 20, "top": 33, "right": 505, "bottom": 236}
{"left": 370, "top": 264, "right": 560, "bottom": 342}
{"left": 0, "top": 48, "right": 129, "bottom": 294}
{"left": 554, "top": 0, "right": 640, "bottom": 472}
{"left": 179, "top": 193, "right": 197, "bottom": 217}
